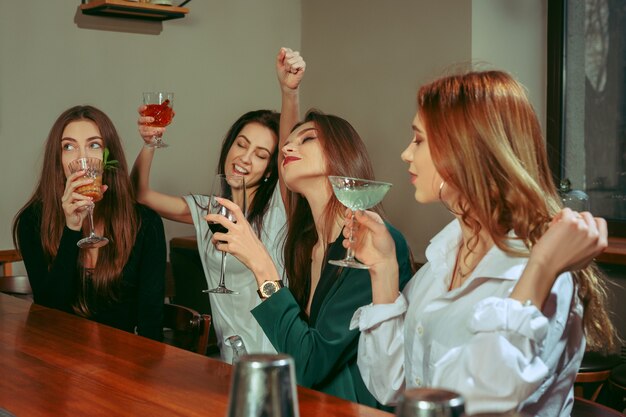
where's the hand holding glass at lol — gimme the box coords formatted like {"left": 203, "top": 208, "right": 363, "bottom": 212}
{"left": 141, "top": 92, "right": 174, "bottom": 148}
{"left": 67, "top": 157, "right": 109, "bottom": 248}
{"left": 204, "top": 174, "right": 247, "bottom": 294}
{"left": 328, "top": 176, "right": 392, "bottom": 269}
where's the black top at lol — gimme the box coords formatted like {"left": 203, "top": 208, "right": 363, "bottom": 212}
{"left": 16, "top": 203, "right": 166, "bottom": 341}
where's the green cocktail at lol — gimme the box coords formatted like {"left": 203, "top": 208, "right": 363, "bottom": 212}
{"left": 328, "top": 176, "right": 392, "bottom": 269}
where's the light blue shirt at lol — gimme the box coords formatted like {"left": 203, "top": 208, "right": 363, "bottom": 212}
{"left": 184, "top": 185, "right": 287, "bottom": 363}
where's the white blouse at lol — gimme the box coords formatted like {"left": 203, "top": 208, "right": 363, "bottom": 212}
{"left": 184, "top": 185, "right": 287, "bottom": 363}
{"left": 350, "top": 220, "right": 584, "bottom": 416}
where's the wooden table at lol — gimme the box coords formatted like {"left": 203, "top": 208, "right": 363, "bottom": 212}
{"left": 0, "top": 293, "right": 391, "bottom": 417}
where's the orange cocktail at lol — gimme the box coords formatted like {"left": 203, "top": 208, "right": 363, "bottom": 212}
{"left": 67, "top": 157, "right": 108, "bottom": 248}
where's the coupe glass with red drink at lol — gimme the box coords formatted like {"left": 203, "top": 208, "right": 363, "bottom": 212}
{"left": 141, "top": 92, "right": 174, "bottom": 148}
{"left": 68, "top": 157, "right": 109, "bottom": 248}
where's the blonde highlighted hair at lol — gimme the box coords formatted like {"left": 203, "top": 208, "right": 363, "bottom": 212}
{"left": 419, "top": 70, "right": 617, "bottom": 351}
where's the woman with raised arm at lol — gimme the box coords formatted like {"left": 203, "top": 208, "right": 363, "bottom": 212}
{"left": 347, "top": 70, "right": 617, "bottom": 416}
{"left": 13, "top": 105, "right": 166, "bottom": 341}
{"left": 207, "top": 109, "right": 414, "bottom": 408}
{"left": 131, "top": 48, "right": 305, "bottom": 362}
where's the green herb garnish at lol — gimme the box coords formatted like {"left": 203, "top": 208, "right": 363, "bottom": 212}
{"left": 103, "top": 148, "right": 118, "bottom": 171}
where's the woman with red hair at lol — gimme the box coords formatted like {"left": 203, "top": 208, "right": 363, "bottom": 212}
{"left": 348, "top": 70, "right": 617, "bottom": 416}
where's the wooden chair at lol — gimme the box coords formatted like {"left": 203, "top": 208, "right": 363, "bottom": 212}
{"left": 0, "top": 249, "right": 22, "bottom": 276}
{"left": 574, "top": 350, "right": 622, "bottom": 401}
{"left": 169, "top": 237, "right": 219, "bottom": 354}
{"left": 162, "top": 303, "right": 211, "bottom": 355}
{"left": 0, "top": 249, "right": 32, "bottom": 301}
{"left": 0, "top": 275, "right": 33, "bottom": 301}
{"left": 572, "top": 396, "right": 624, "bottom": 417}
{"left": 603, "top": 363, "right": 626, "bottom": 413}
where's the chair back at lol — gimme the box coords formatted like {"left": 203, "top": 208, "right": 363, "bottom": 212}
{"left": 575, "top": 351, "right": 622, "bottom": 401}
{"left": 0, "top": 249, "right": 22, "bottom": 277}
{"left": 162, "top": 303, "right": 211, "bottom": 355}
{"left": 572, "top": 396, "right": 623, "bottom": 417}
{"left": 0, "top": 275, "right": 32, "bottom": 295}
{"left": 169, "top": 237, "right": 219, "bottom": 354}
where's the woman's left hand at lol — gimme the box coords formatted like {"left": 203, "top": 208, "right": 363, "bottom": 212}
{"left": 205, "top": 197, "right": 276, "bottom": 277}
{"left": 276, "top": 47, "right": 306, "bottom": 93}
{"left": 530, "top": 208, "right": 608, "bottom": 275}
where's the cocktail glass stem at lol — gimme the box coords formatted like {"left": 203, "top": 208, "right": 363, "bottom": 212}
{"left": 217, "top": 251, "right": 227, "bottom": 290}
{"left": 204, "top": 250, "right": 237, "bottom": 294}
{"left": 344, "top": 210, "right": 358, "bottom": 263}
{"left": 77, "top": 202, "right": 108, "bottom": 248}
{"left": 149, "top": 133, "right": 167, "bottom": 148}
{"left": 86, "top": 204, "right": 96, "bottom": 239}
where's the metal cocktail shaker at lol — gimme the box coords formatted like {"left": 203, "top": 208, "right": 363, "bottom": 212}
{"left": 226, "top": 353, "right": 299, "bottom": 417}
{"left": 395, "top": 388, "right": 465, "bottom": 417}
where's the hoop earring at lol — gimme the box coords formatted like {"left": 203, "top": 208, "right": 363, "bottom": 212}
{"left": 439, "top": 181, "right": 460, "bottom": 215}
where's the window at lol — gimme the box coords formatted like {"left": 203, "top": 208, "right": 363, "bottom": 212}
{"left": 547, "top": 0, "right": 626, "bottom": 236}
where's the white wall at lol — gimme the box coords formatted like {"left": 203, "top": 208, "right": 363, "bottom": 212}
{"left": 301, "top": 0, "right": 546, "bottom": 262}
{"left": 472, "top": 0, "right": 547, "bottom": 131}
{"left": 0, "top": 1, "right": 301, "bottom": 273}
{"left": 1, "top": 0, "right": 547, "bottom": 269}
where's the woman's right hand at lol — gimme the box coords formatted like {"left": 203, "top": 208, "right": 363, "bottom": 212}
{"left": 347, "top": 209, "right": 400, "bottom": 304}
{"left": 137, "top": 105, "right": 166, "bottom": 146}
{"left": 346, "top": 210, "right": 397, "bottom": 271}
{"left": 61, "top": 171, "right": 97, "bottom": 231}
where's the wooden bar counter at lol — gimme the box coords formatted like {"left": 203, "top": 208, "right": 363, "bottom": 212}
{"left": 0, "top": 293, "right": 391, "bottom": 416}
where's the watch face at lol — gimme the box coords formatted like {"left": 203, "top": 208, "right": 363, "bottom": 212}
{"left": 261, "top": 281, "right": 279, "bottom": 297}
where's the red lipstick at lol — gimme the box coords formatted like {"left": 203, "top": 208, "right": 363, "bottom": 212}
{"left": 283, "top": 156, "right": 301, "bottom": 166}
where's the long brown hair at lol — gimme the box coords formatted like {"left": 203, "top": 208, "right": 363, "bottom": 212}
{"left": 283, "top": 109, "right": 383, "bottom": 311}
{"left": 12, "top": 105, "right": 140, "bottom": 317}
{"left": 419, "top": 70, "right": 617, "bottom": 351}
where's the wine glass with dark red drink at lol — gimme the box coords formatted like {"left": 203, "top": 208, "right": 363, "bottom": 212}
{"left": 204, "top": 174, "right": 246, "bottom": 295}
{"left": 141, "top": 92, "right": 174, "bottom": 148}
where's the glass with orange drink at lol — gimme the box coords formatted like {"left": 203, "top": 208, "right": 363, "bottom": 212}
{"left": 68, "top": 157, "right": 109, "bottom": 248}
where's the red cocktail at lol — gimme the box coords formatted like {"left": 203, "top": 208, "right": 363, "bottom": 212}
{"left": 142, "top": 92, "right": 174, "bottom": 148}
{"left": 141, "top": 100, "right": 174, "bottom": 127}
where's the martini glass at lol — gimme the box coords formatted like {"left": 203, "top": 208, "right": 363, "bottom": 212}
{"left": 328, "top": 176, "right": 392, "bottom": 269}
{"left": 141, "top": 92, "right": 174, "bottom": 148}
{"left": 68, "top": 157, "right": 109, "bottom": 248}
{"left": 204, "top": 174, "right": 246, "bottom": 294}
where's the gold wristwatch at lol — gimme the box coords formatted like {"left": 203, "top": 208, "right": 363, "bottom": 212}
{"left": 257, "top": 280, "right": 284, "bottom": 300}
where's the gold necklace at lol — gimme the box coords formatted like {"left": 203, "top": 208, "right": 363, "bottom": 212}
{"left": 449, "top": 246, "right": 479, "bottom": 291}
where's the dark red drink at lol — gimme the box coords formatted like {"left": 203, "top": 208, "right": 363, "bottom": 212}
{"left": 208, "top": 222, "right": 229, "bottom": 235}
{"left": 142, "top": 100, "right": 173, "bottom": 127}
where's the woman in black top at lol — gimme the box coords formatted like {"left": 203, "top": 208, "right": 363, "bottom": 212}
{"left": 12, "top": 105, "right": 165, "bottom": 341}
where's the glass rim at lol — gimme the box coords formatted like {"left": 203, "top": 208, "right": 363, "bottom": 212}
{"left": 327, "top": 175, "right": 392, "bottom": 187}
{"left": 67, "top": 157, "right": 104, "bottom": 172}
{"left": 68, "top": 156, "right": 103, "bottom": 165}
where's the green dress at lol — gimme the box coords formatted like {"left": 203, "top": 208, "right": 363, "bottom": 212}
{"left": 252, "top": 223, "right": 412, "bottom": 409}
